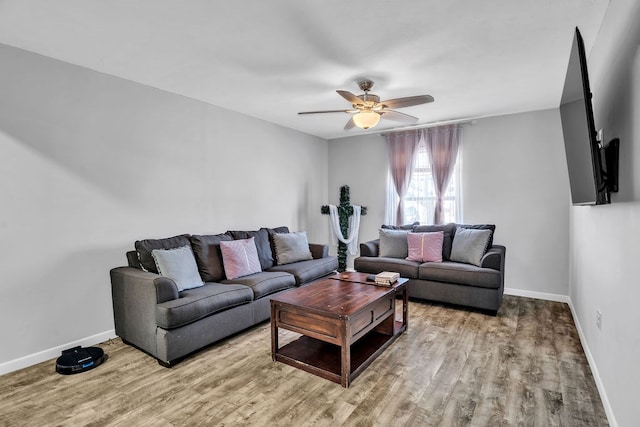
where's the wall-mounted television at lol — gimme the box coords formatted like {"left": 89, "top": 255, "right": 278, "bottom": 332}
{"left": 559, "top": 27, "right": 618, "bottom": 205}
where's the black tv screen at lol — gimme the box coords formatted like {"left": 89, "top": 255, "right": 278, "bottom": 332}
{"left": 559, "top": 27, "right": 607, "bottom": 205}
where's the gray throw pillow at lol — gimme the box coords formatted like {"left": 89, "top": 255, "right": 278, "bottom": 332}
{"left": 135, "top": 234, "right": 191, "bottom": 273}
{"left": 272, "top": 231, "right": 313, "bottom": 265}
{"left": 152, "top": 246, "right": 204, "bottom": 292}
{"left": 378, "top": 229, "right": 409, "bottom": 258}
{"left": 456, "top": 224, "right": 496, "bottom": 248}
{"left": 450, "top": 228, "right": 492, "bottom": 267}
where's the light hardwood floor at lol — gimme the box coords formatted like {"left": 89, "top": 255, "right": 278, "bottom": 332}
{"left": 0, "top": 296, "right": 608, "bottom": 426}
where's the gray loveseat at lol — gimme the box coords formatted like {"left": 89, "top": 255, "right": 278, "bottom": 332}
{"left": 110, "top": 226, "right": 338, "bottom": 367}
{"left": 354, "top": 223, "right": 506, "bottom": 314}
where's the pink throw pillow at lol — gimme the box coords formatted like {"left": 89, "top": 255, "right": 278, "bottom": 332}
{"left": 220, "top": 237, "right": 262, "bottom": 280}
{"left": 406, "top": 231, "right": 444, "bottom": 262}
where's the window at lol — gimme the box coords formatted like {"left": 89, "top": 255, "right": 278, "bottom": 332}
{"left": 387, "top": 139, "right": 462, "bottom": 225}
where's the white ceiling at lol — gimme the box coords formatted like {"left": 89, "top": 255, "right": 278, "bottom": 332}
{"left": 0, "top": 0, "right": 609, "bottom": 140}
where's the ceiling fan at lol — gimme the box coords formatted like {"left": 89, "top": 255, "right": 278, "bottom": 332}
{"left": 298, "top": 80, "right": 434, "bottom": 130}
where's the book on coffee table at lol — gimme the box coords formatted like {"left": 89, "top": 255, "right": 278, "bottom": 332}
{"left": 375, "top": 271, "right": 400, "bottom": 286}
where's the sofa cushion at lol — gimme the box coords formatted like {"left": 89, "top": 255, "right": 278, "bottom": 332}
{"left": 190, "top": 233, "right": 233, "bottom": 282}
{"left": 378, "top": 229, "right": 409, "bottom": 258}
{"left": 272, "top": 231, "right": 313, "bottom": 265}
{"left": 151, "top": 246, "right": 204, "bottom": 292}
{"left": 353, "top": 256, "right": 420, "bottom": 279}
{"left": 222, "top": 271, "right": 296, "bottom": 299}
{"left": 450, "top": 227, "right": 492, "bottom": 267}
{"left": 220, "top": 237, "right": 262, "bottom": 280}
{"left": 419, "top": 261, "right": 501, "bottom": 289}
{"left": 156, "top": 283, "right": 253, "bottom": 329}
{"left": 413, "top": 223, "right": 456, "bottom": 260}
{"left": 228, "top": 228, "right": 274, "bottom": 270}
{"left": 381, "top": 222, "right": 419, "bottom": 230}
{"left": 268, "top": 226, "right": 290, "bottom": 234}
{"left": 268, "top": 256, "right": 338, "bottom": 285}
{"left": 407, "top": 232, "right": 444, "bottom": 262}
{"left": 135, "top": 234, "right": 191, "bottom": 273}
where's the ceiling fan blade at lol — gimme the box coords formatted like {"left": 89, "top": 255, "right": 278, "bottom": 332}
{"left": 380, "top": 95, "right": 434, "bottom": 109}
{"left": 337, "top": 90, "right": 365, "bottom": 106}
{"left": 298, "top": 109, "right": 353, "bottom": 115}
{"left": 344, "top": 117, "right": 356, "bottom": 130}
{"left": 381, "top": 110, "right": 419, "bottom": 123}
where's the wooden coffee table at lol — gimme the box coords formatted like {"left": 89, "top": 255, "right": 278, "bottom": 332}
{"left": 270, "top": 272, "right": 408, "bottom": 387}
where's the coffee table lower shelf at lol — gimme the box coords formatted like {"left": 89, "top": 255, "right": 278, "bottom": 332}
{"left": 275, "top": 322, "right": 404, "bottom": 385}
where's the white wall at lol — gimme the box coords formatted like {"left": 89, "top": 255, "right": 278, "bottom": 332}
{"left": 328, "top": 109, "right": 571, "bottom": 297}
{"left": 462, "top": 110, "right": 570, "bottom": 296}
{"left": 0, "top": 44, "right": 329, "bottom": 371}
{"left": 568, "top": 1, "right": 640, "bottom": 425}
{"left": 327, "top": 133, "right": 389, "bottom": 260}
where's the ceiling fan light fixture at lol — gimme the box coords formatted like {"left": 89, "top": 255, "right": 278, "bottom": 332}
{"left": 297, "top": 80, "right": 433, "bottom": 131}
{"left": 353, "top": 111, "right": 380, "bottom": 129}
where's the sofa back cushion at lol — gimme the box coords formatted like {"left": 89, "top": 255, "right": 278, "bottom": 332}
{"left": 220, "top": 237, "right": 262, "bottom": 280}
{"left": 272, "top": 231, "right": 313, "bottom": 265}
{"left": 413, "top": 223, "right": 456, "bottom": 260}
{"left": 381, "top": 222, "right": 419, "bottom": 230}
{"left": 135, "top": 234, "right": 192, "bottom": 273}
{"left": 407, "top": 231, "right": 444, "bottom": 262}
{"left": 268, "top": 226, "right": 290, "bottom": 234}
{"left": 379, "top": 229, "right": 410, "bottom": 258}
{"left": 151, "top": 246, "right": 204, "bottom": 292}
{"left": 228, "top": 228, "right": 274, "bottom": 270}
{"left": 190, "top": 233, "right": 233, "bottom": 282}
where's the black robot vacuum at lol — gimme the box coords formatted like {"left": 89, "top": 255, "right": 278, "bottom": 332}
{"left": 55, "top": 346, "right": 106, "bottom": 375}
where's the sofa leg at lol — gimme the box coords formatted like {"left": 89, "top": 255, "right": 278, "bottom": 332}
{"left": 158, "top": 357, "right": 184, "bottom": 368}
{"left": 158, "top": 359, "right": 174, "bottom": 368}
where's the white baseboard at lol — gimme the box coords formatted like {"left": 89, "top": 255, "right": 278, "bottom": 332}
{"left": 504, "top": 287, "right": 570, "bottom": 303}
{"left": 0, "top": 329, "right": 116, "bottom": 376}
{"left": 566, "top": 300, "right": 618, "bottom": 427}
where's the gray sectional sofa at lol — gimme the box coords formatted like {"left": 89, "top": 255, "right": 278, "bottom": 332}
{"left": 354, "top": 223, "right": 506, "bottom": 314}
{"left": 110, "top": 226, "right": 337, "bottom": 367}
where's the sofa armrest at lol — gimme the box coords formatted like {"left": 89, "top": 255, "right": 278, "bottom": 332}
{"left": 154, "top": 276, "right": 180, "bottom": 303}
{"left": 481, "top": 245, "right": 506, "bottom": 271}
{"left": 309, "top": 243, "right": 329, "bottom": 259}
{"left": 359, "top": 239, "right": 380, "bottom": 257}
{"left": 110, "top": 267, "right": 179, "bottom": 355}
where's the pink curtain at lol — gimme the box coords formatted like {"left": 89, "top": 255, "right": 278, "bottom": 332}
{"left": 385, "top": 130, "right": 421, "bottom": 225}
{"left": 423, "top": 124, "right": 460, "bottom": 224}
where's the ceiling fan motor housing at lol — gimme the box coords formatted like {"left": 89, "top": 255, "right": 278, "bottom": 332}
{"left": 356, "top": 93, "right": 380, "bottom": 106}
{"left": 357, "top": 79, "right": 375, "bottom": 92}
